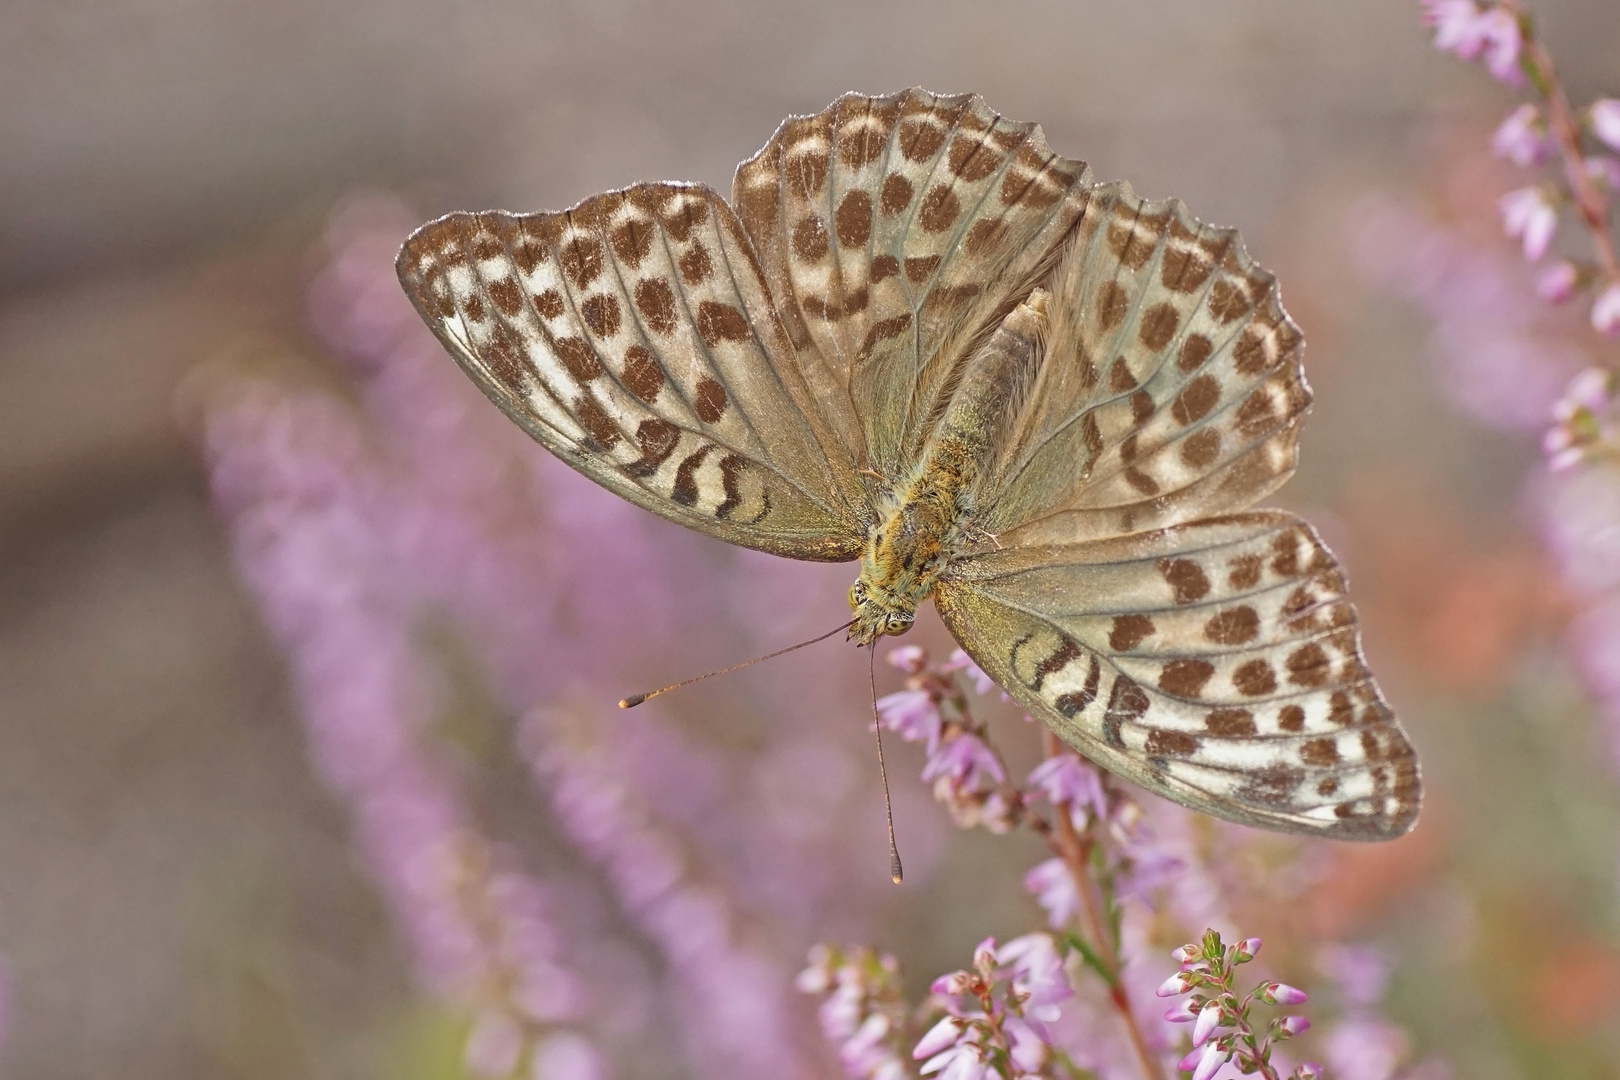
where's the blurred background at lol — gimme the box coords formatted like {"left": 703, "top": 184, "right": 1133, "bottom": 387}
{"left": 4, "top": 1, "right": 1620, "bottom": 1077}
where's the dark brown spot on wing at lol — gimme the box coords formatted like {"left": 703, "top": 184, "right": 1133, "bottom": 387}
{"left": 1138, "top": 303, "right": 1180, "bottom": 351}
{"left": 1234, "top": 328, "right": 1270, "bottom": 376}
{"left": 715, "top": 454, "right": 750, "bottom": 521}
{"left": 1109, "top": 614, "right": 1155, "bottom": 651}
{"left": 1205, "top": 708, "right": 1256, "bottom": 737}
{"left": 464, "top": 294, "right": 487, "bottom": 323}
{"left": 1286, "top": 643, "right": 1331, "bottom": 687}
{"left": 1181, "top": 428, "right": 1221, "bottom": 468}
{"left": 489, "top": 277, "right": 522, "bottom": 316}
{"left": 1178, "top": 333, "right": 1212, "bottom": 373}
{"left": 1227, "top": 555, "right": 1263, "bottom": 590}
{"left": 1096, "top": 281, "right": 1128, "bottom": 332}
{"left": 611, "top": 219, "right": 654, "bottom": 267}
{"left": 635, "top": 279, "right": 678, "bottom": 335}
{"left": 836, "top": 190, "right": 874, "bottom": 247}
{"left": 1232, "top": 659, "right": 1278, "bottom": 696}
{"left": 622, "top": 345, "right": 664, "bottom": 404}
{"left": 1171, "top": 375, "right": 1220, "bottom": 425}
{"left": 574, "top": 393, "right": 621, "bottom": 449}
{"left": 1159, "top": 659, "right": 1214, "bottom": 698}
{"left": 870, "top": 254, "right": 900, "bottom": 282}
{"left": 785, "top": 152, "right": 829, "bottom": 198}
{"left": 581, "top": 294, "right": 621, "bottom": 338}
{"left": 534, "top": 290, "right": 565, "bottom": 319}
{"left": 1209, "top": 278, "right": 1251, "bottom": 323}
{"left": 947, "top": 135, "right": 1001, "bottom": 180}
{"left": 899, "top": 120, "right": 946, "bottom": 162}
{"left": 1301, "top": 738, "right": 1340, "bottom": 766}
{"left": 964, "top": 219, "right": 1009, "bottom": 256}
{"left": 793, "top": 215, "right": 830, "bottom": 262}
{"left": 697, "top": 301, "right": 750, "bottom": 347}
{"left": 918, "top": 185, "right": 962, "bottom": 232}
{"left": 1109, "top": 357, "right": 1137, "bottom": 393}
{"left": 1278, "top": 704, "right": 1306, "bottom": 732}
{"left": 1161, "top": 247, "right": 1213, "bottom": 293}
{"left": 559, "top": 236, "right": 604, "bottom": 288}
{"left": 905, "top": 255, "right": 942, "bottom": 283}
{"left": 1146, "top": 730, "right": 1199, "bottom": 757}
{"left": 679, "top": 242, "right": 712, "bottom": 285}
{"left": 1238, "top": 763, "right": 1304, "bottom": 808}
{"left": 881, "top": 173, "right": 914, "bottom": 215}
{"left": 625, "top": 418, "right": 681, "bottom": 478}
{"left": 1159, "top": 559, "right": 1210, "bottom": 604}
{"left": 554, "top": 337, "right": 604, "bottom": 383}
{"left": 484, "top": 323, "right": 526, "bottom": 388}
{"left": 1204, "top": 606, "right": 1260, "bottom": 645}
{"left": 694, "top": 376, "right": 729, "bottom": 423}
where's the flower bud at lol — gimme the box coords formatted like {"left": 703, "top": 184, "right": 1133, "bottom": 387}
{"left": 1235, "top": 937, "right": 1262, "bottom": 963}
{"left": 1275, "top": 1015, "right": 1311, "bottom": 1038}
{"left": 1191, "top": 1000, "right": 1223, "bottom": 1047}
{"left": 1191, "top": 1043, "right": 1229, "bottom": 1080}
{"left": 1593, "top": 282, "right": 1620, "bottom": 338}
{"left": 1156, "top": 971, "right": 1193, "bottom": 997}
{"left": 912, "top": 1016, "right": 963, "bottom": 1059}
{"left": 1171, "top": 943, "right": 1201, "bottom": 963}
{"left": 1260, "top": 982, "right": 1309, "bottom": 1005}
{"left": 1293, "top": 1064, "right": 1323, "bottom": 1080}
{"left": 1164, "top": 998, "right": 1199, "bottom": 1023}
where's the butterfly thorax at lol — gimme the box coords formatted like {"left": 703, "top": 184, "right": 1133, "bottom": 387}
{"left": 848, "top": 291, "right": 1048, "bottom": 645}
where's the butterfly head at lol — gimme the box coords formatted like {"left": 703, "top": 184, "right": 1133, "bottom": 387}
{"left": 847, "top": 578, "right": 915, "bottom": 644}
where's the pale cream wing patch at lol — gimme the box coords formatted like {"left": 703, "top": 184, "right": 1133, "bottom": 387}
{"left": 732, "top": 88, "right": 1091, "bottom": 480}
{"left": 978, "top": 185, "right": 1310, "bottom": 546}
{"left": 396, "top": 183, "right": 869, "bottom": 561}
{"left": 935, "top": 512, "right": 1420, "bottom": 839}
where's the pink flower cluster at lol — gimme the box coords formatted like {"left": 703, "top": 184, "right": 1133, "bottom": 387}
{"left": 915, "top": 935, "right": 1075, "bottom": 1080}
{"left": 1424, "top": 0, "right": 1620, "bottom": 336}
{"left": 1156, "top": 933, "right": 1314, "bottom": 1080}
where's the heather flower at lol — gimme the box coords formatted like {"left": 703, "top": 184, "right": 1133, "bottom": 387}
{"left": 1592, "top": 282, "right": 1620, "bottom": 338}
{"left": 942, "top": 649, "right": 998, "bottom": 696}
{"left": 1324, "top": 1016, "right": 1409, "bottom": 1080}
{"left": 1473, "top": 6, "right": 1523, "bottom": 84}
{"left": 1535, "top": 261, "right": 1580, "bottom": 303}
{"left": 799, "top": 945, "right": 912, "bottom": 1080}
{"left": 1590, "top": 98, "right": 1620, "bottom": 153}
{"left": 921, "top": 733, "right": 1006, "bottom": 790}
{"left": 1421, "top": 0, "right": 1486, "bottom": 55}
{"left": 876, "top": 689, "right": 944, "bottom": 753}
{"left": 1023, "top": 858, "right": 1082, "bottom": 929}
{"left": 1025, "top": 753, "right": 1107, "bottom": 825}
{"left": 1499, "top": 186, "right": 1558, "bottom": 261}
{"left": 1492, "top": 103, "right": 1549, "bottom": 167}
{"left": 1315, "top": 943, "right": 1390, "bottom": 1006}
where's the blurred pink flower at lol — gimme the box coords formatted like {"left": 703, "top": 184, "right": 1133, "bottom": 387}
{"left": 1324, "top": 1017, "right": 1409, "bottom": 1080}
{"left": 921, "top": 733, "right": 1005, "bottom": 789}
{"left": 1025, "top": 753, "right": 1107, "bottom": 823}
{"left": 1493, "top": 104, "right": 1549, "bottom": 166}
{"left": 1499, "top": 186, "right": 1558, "bottom": 261}
{"left": 1474, "top": 7, "right": 1524, "bottom": 84}
{"left": 1421, "top": 0, "right": 1486, "bottom": 55}
{"left": 876, "top": 689, "right": 943, "bottom": 754}
{"left": 1590, "top": 99, "right": 1620, "bottom": 153}
{"left": 1024, "top": 857, "right": 1082, "bottom": 929}
{"left": 1536, "top": 261, "right": 1580, "bottom": 303}
{"left": 1592, "top": 282, "right": 1620, "bottom": 338}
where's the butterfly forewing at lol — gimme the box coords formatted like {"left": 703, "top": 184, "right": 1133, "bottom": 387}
{"left": 936, "top": 513, "right": 1419, "bottom": 839}
{"left": 978, "top": 185, "right": 1310, "bottom": 547}
{"left": 733, "top": 89, "right": 1091, "bottom": 481}
{"left": 396, "top": 184, "right": 869, "bottom": 561}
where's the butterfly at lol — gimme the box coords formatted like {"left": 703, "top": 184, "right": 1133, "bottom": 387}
{"left": 395, "top": 89, "right": 1420, "bottom": 840}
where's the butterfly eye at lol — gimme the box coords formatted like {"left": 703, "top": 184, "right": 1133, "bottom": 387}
{"left": 848, "top": 581, "right": 868, "bottom": 609}
{"left": 883, "top": 612, "right": 912, "bottom": 635}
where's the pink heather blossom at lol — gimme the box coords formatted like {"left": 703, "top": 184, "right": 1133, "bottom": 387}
{"left": 886, "top": 644, "right": 927, "bottom": 674}
{"left": 1156, "top": 971, "right": 1194, "bottom": 997}
{"left": 1316, "top": 944, "right": 1389, "bottom": 1006}
{"left": 1499, "top": 186, "right": 1557, "bottom": 261}
{"left": 464, "top": 1011, "right": 524, "bottom": 1078}
{"left": 1277, "top": 1015, "right": 1312, "bottom": 1037}
{"left": 1536, "top": 261, "right": 1580, "bottom": 303}
{"left": 1422, "top": 0, "right": 1486, "bottom": 55}
{"left": 1492, "top": 103, "right": 1548, "bottom": 166}
{"left": 1261, "top": 982, "right": 1310, "bottom": 1006}
{"left": 530, "top": 1033, "right": 608, "bottom": 1080}
{"left": 1586, "top": 156, "right": 1620, "bottom": 192}
{"left": 1590, "top": 99, "right": 1620, "bottom": 153}
{"left": 1235, "top": 937, "right": 1262, "bottom": 962}
{"left": 998, "top": 933, "right": 1074, "bottom": 1018}
{"left": 913, "top": 1016, "right": 965, "bottom": 1059}
{"left": 921, "top": 733, "right": 1005, "bottom": 789}
{"left": 1025, "top": 752, "right": 1107, "bottom": 822}
{"left": 1190, "top": 1042, "right": 1229, "bottom": 1080}
{"left": 876, "top": 689, "right": 943, "bottom": 753}
{"left": 1164, "top": 998, "right": 1199, "bottom": 1023}
{"left": 1024, "top": 857, "right": 1082, "bottom": 928}
{"left": 1191, "top": 999, "right": 1223, "bottom": 1046}
{"left": 1474, "top": 6, "right": 1524, "bottom": 84}
{"left": 1592, "top": 282, "right": 1620, "bottom": 337}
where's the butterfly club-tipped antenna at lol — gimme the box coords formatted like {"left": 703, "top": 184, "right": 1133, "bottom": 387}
{"left": 867, "top": 643, "right": 904, "bottom": 885}
{"left": 617, "top": 619, "right": 855, "bottom": 709}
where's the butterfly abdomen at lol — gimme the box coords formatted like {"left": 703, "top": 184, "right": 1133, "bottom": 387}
{"left": 850, "top": 292, "right": 1048, "bottom": 640}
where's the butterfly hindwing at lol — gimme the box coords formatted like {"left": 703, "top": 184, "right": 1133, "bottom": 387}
{"left": 733, "top": 89, "right": 1091, "bottom": 482}
{"left": 396, "top": 183, "right": 869, "bottom": 561}
{"left": 977, "top": 185, "right": 1310, "bottom": 547}
{"left": 935, "top": 512, "right": 1420, "bottom": 839}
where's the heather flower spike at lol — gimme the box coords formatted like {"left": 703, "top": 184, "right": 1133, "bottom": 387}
{"left": 1164, "top": 930, "right": 1317, "bottom": 1080}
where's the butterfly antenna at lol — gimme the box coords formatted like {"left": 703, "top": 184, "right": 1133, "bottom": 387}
{"left": 869, "top": 645, "right": 904, "bottom": 885}
{"left": 618, "top": 619, "right": 855, "bottom": 709}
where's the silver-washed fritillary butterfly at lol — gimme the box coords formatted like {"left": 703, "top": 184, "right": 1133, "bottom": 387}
{"left": 395, "top": 89, "right": 1421, "bottom": 840}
